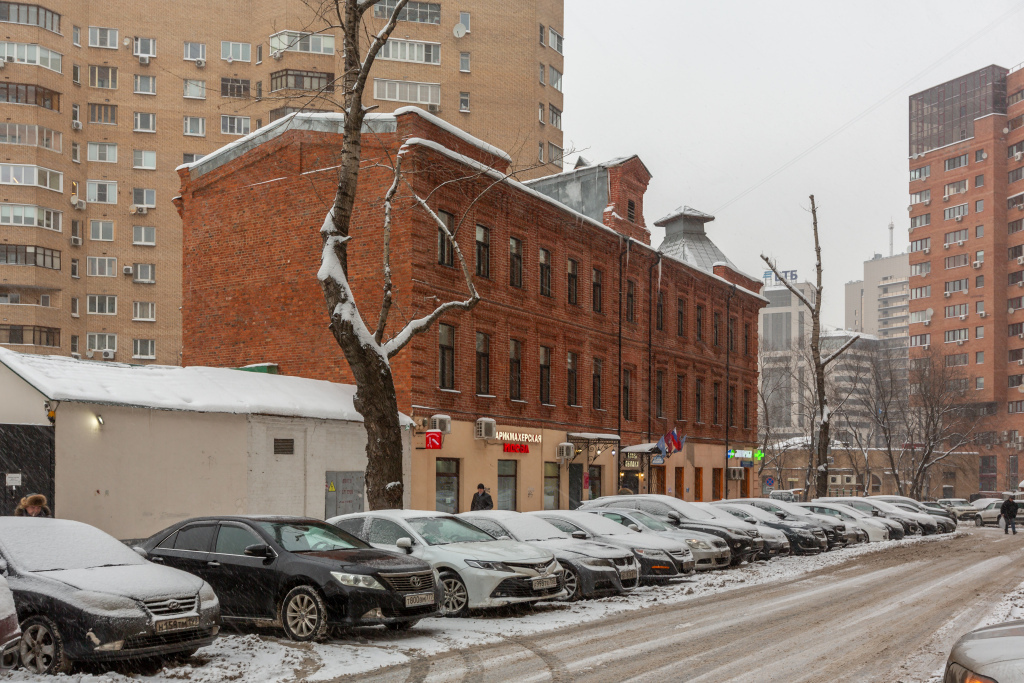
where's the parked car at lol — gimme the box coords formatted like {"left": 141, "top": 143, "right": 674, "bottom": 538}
{"left": 871, "top": 496, "right": 956, "bottom": 532}
{"left": 971, "top": 499, "right": 1024, "bottom": 527}
{"left": 768, "top": 489, "right": 802, "bottom": 502}
{"left": 713, "top": 502, "right": 825, "bottom": 554}
{"left": 888, "top": 502, "right": 956, "bottom": 533}
{"left": 814, "top": 497, "right": 921, "bottom": 536}
{"left": 329, "top": 510, "right": 564, "bottom": 617}
{"left": 142, "top": 515, "right": 439, "bottom": 639}
{"left": 729, "top": 498, "right": 849, "bottom": 550}
{"left": 585, "top": 508, "right": 732, "bottom": 571}
{"left": 528, "top": 510, "right": 691, "bottom": 582}
{"left": 580, "top": 494, "right": 764, "bottom": 565}
{"left": 935, "top": 498, "right": 979, "bottom": 522}
{"left": 797, "top": 502, "right": 892, "bottom": 542}
{"left": 694, "top": 503, "right": 791, "bottom": 558}
{"left": 0, "top": 575, "right": 19, "bottom": 669}
{"left": 943, "top": 619, "right": 1024, "bottom": 683}
{"left": 457, "top": 510, "right": 638, "bottom": 601}
{"left": 971, "top": 497, "right": 1003, "bottom": 511}
{"left": 0, "top": 518, "right": 219, "bottom": 675}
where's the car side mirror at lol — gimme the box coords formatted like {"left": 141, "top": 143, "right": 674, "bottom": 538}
{"left": 132, "top": 546, "right": 148, "bottom": 559}
{"left": 775, "top": 511, "right": 786, "bottom": 519}
{"left": 628, "top": 524, "right": 641, "bottom": 532}
{"left": 571, "top": 531, "right": 587, "bottom": 540}
{"left": 667, "top": 511, "right": 682, "bottom": 523}
{"left": 396, "top": 537, "right": 413, "bottom": 553}
{"left": 244, "top": 543, "right": 273, "bottom": 558}
{"left": 872, "top": 510, "right": 880, "bottom": 516}
{"left": 0, "top": 559, "right": 7, "bottom": 575}
{"left": 496, "top": 535, "right": 512, "bottom": 541}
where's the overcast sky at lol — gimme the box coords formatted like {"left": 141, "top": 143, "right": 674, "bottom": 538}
{"left": 563, "top": 0, "right": 1024, "bottom": 326}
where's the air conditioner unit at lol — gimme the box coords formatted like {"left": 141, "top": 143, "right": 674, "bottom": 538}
{"left": 0, "top": 61, "right": 6, "bottom": 70}
{"left": 71, "top": 120, "right": 82, "bottom": 130}
{"left": 556, "top": 442, "right": 574, "bottom": 462}
{"left": 429, "top": 414, "right": 451, "bottom": 434}
{"left": 75, "top": 200, "right": 86, "bottom": 210}
{"left": 195, "top": 58, "right": 206, "bottom": 68}
{"left": 973, "top": 261, "right": 982, "bottom": 269}
{"left": 958, "top": 240, "right": 965, "bottom": 247}
{"left": 138, "top": 55, "right": 150, "bottom": 65}
{"left": 1019, "top": 333, "right": 1024, "bottom": 339}
{"left": 943, "top": 195, "right": 950, "bottom": 202}
{"left": 1019, "top": 281, "right": 1024, "bottom": 287}
{"left": 957, "top": 340, "right": 965, "bottom": 346}
{"left": 944, "top": 291, "right": 951, "bottom": 298}
{"left": 71, "top": 352, "right": 81, "bottom": 360}
{"left": 923, "top": 344, "right": 931, "bottom": 350}
{"left": 272, "top": 50, "right": 283, "bottom": 60}
{"left": 923, "top": 247, "right": 930, "bottom": 254}
{"left": 129, "top": 205, "right": 148, "bottom": 215}
{"left": 428, "top": 104, "right": 440, "bottom": 113}
{"left": 829, "top": 475, "right": 840, "bottom": 485}
{"left": 1016, "top": 152, "right": 1022, "bottom": 162}
{"left": 925, "top": 200, "right": 932, "bottom": 206}
{"left": 727, "top": 467, "right": 746, "bottom": 481}
{"left": 955, "top": 216, "right": 963, "bottom": 222}
{"left": 474, "top": 417, "right": 496, "bottom": 440}
{"left": 924, "top": 320, "right": 930, "bottom": 326}
{"left": 70, "top": 236, "right": 81, "bottom": 246}
{"left": 959, "top": 314, "right": 967, "bottom": 321}
{"left": 843, "top": 475, "right": 855, "bottom": 485}
{"left": 86, "top": 350, "right": 94, "bottom": 359}
{"left": 123, "top": 265, "right": 133, "bottom": 275}
{"left": 1019, "top": 359, "right": 1024, "bottom": 366}
{"left": 1010, "top": 308, "right": 1016, "bottom": 314}
{"left": 1017, "top": 256, "right": 1024, "bottom": 265}
{"left": 101, "top": 350, "right": 114, "bottom": 360}
{"left": 944, "top": 243, "right": 950, "bottom": 250}
{"left": 920, "top": 271, "right": 927, "bottom": 278}
{"left": 979, "top": 311, "right": 987, "bottom": 318}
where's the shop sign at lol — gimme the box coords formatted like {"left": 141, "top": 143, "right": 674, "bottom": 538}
{"left": 496, "top": 430, "right": 542, "bottom": 443}
{"left": 425, "top": 430, "right": 443, "bottom": 449}
{"left": 728, "top": 448, "right": 764, "bottom": 461}
{"left": 621, "top": 454, "right": 642, "bottom": 470}
{"left": 651, "top": 454, "right": 665, "bottom": 465}
{"left": 503, "top": 443, "right": 529, "bottom": 453}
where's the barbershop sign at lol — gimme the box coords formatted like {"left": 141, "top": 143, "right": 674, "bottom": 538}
{"left": 498, "top": 429, "right": 542, "bottom": 454}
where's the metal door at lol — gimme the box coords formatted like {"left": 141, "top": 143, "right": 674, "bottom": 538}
{"left": 568, "top": 463, "right": 583, "bottom": 509}
{"left": 325, "top": 471, "right": 364, "bottom": 518}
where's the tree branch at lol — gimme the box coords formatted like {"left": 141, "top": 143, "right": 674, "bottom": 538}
{"left": 373, "top": 156, "right": 402, "bottom": 344}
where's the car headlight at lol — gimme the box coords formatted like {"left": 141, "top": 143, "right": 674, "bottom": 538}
{"left": 331, "top": 572, "right": 386, "bottom": 590}
{"left": 199, "top": 581, "right": 217, "bottom": 606}
{"left": 731, "top": 541, "right": 742, "bottom": 548}
{"left": 685, "top": 539, "right": 712, "bottom": 550}
{"left": 633, "top": 548, "right": 667, "bottom": 557}
{"left": 580, "top": 558, "right": 615, "bottom": 568}
{"left": 464, "top": 559, "right": 514, "bottom": 572}
{"left": 745, "top": 529, "right": 759, "bottom": 538}
{"left": 74, "top": 590, "right": 144, "bottom": 615}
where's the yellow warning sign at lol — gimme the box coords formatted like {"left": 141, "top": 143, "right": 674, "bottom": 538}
{"left": 328, "top": 481, "right": 336, "bottom": 492}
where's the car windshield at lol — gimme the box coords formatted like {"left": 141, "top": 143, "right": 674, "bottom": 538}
{"left": 829, "top": 505, "right": 868, "bottom": 519}
{"left": 629, "top": 510, "right": 671, "bottom": 531}
{"left": 666, "top": 499, "right": 716, "bottom": 520}
{"left": 494, "top": 515, "right": 567, "bottom": 542}
{"left": 697, "top": 504, "right": 746, "bottom": 523}
{"left": 256, "top": 521, "right": 367, "bottom": 552}
{"left": 726, "top": 504, "right": 777, "bottom": 523}
{"left": 862, "top": 499, "right": 901, "bottom": 513}
{"left": 565, "top": 513, "right": 636, "bottom": 536}
{"left": 943, "top": 499, "right": 969, "bottom": 505}
{"left": 407, "top": 517, "right": 495, "bottom": 545}
{"left": 0, "top": 519, "right": 146, "bottom": 572}
{"left": 769, "top": 500, "right": 814, "bottom": 517}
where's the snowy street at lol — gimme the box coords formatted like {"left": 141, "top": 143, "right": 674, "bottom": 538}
{"left": 5, "top": 527, "right": 1020, "bottom": 683}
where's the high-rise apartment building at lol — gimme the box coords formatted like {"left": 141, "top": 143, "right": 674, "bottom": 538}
{"left": 0, "top": 0, "right": 562, "bottom": 365}
{"left": 907, "top": 65, "right": 1021, "bottom": 492}
{"left": 845, "top": 251, "right": 910, "bottom": 339}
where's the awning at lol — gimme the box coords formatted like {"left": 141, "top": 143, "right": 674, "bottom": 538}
{"left": 621, "top": 443, "right": 660, "bottom": 454}
{"left": 565, "top": 432, "right": 620, "bottom": 465}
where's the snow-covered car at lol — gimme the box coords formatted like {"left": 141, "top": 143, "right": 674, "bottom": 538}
{"left": 943, "top": 619, "right": 1024, "bottom": 683}
{"left": 329, "top": 510, "right": 565, "bottom": 617}
{"left": 0, "top": 575, "right": 19, "bottom": 669}
{"left": 797, "top": 502, "right": 891, "bottom": 543}
{"left": 584, "top": 508, "right": 731, "bottom": 571}
{"left": 974, "top": 499, "right": 1013, "bottom": 527}
{"left": 0, "top": 518, "right": 219, "bottom": 675}
{"left": 815, "top": 497, "right": 921, "bottom": 536}
{"left": 529, "top": 510, "right": 691, "bottom": 582}
{"left": 768, "top": 489, "right": 802, "bottom": 502}
{"left": 871, "top": 496, "right": 956, "bottom": 532}
{"left": 458, "top": 511, "right": 638, "bottom": 600}
{"left": 972, "top": 497, "right": 1004, "bottom": 511}
{"left": 935, "top": 498, "right": 979, "bottom": 522}
{"left": 713, "top": 502, "right": 824, "bottom": 554}
{"left": 695, "top": 503, "right": 791, "bottom": 557}
{"left": 730, "top": 498, "right": 849, "bottom": 549}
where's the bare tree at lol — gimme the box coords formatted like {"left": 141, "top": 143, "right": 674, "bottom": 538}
{"left": 762, "top": 196, "right": 858, "bottom": 500}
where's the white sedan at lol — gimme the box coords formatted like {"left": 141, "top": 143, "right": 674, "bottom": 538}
{"left": 328, "top": 510, "right": 565, "bottom": 617}
{"left": 797, "top": 502, "right": 890, "bottom": 542}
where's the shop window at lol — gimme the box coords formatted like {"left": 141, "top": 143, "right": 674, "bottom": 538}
{"left": 544, "top": 461, "right": 560, "bottom": 510}
{"left": 435, "top": 458, "right": 459, "bottom": 513}
{"left": 497, "top": 460, "right": 517, "bottom": 510}
{"left": 588, "top": 465, "right": 602, "bottom": 501}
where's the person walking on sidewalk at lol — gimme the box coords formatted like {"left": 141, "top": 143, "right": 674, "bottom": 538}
{"left": 470, "top": 484, "right": 493, "bottom": 511}
{"left": 1000, "top": 497, "right": 1019, "bottom": 535}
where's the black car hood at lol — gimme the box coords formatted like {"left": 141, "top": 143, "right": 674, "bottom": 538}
{"left": 678, "top": 520, "right": 745, "bottom": 538}
{"left": 37, "top": 564, "right": 203, "bottom": 601}
{"left": 298, "top": 548, "right": 430, "bottom": 574}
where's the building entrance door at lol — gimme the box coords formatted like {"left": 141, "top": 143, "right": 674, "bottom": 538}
{"left": 619, "top": 471, "right": 640, "bottom": 494}
{"left": 674, "top": 467, "right": 684, "bottom": 499}
{"left": 568, "top": 463, "right": 583, "bottom": 509}
{"left": 325, "top": 471, "right": 364, "bottom": 518}
{"left": 650, "top": 465, "right": 666, "bottom": 495}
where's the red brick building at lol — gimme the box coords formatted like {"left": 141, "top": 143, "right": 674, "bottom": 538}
{"left": 176, "top": 107, "right": 766, "bottom": 513}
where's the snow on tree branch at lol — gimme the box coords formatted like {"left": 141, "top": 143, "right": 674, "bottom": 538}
{"left": 822, "top": 334, "right": 859, "bottom": 367}
{"left": 760, "top": 255, "right": 816, "bottom": 311}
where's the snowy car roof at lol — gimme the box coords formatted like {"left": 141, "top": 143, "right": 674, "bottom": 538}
{"left": 0, "top": 347, "right": 412, "bottom": 424}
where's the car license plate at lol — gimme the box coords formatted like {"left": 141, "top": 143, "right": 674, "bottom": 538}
{"left": 405, "top": 592, "right": 434, "bottom": 607}
{"left": 533, "top": 576, "right": 557, "bottom": 590}
{"left": 154, "top": 616, "right": 199, "bottom": 633}
{"left": 619, "top": 568, "right": 638, "bottom": 580}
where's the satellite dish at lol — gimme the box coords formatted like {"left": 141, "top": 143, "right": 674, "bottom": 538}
{"left": 226, "top": 56, "right": 233, "bottom": 64}
{"left": 453, "top": 22, "right": 467, "bottom": 38}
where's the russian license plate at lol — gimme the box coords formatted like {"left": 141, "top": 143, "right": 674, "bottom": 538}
{"left": 533, "top": 576, "right": 557, "bottom": 590}
{"left": 154, "top": 616, "right": 199, "bottom": 633}
{"left": 405, "top": 592, "right": 434, "bottom": 607}
{"left": 619, "top": 568, "right": 638, "bottom": 580}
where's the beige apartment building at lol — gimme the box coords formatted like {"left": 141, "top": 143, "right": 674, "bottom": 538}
{"left": 0, "top": 0, "right": 563, "bottom": 365}
{"left": 845, "top": 250, "right": 911, "bottom": 340}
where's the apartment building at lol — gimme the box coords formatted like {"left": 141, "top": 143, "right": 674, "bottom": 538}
{"left": 845, "top": 250, "right": 911, "bottom": 339}
{"left": 907, "top": 64, "right": 1021, "bottom": 493}
{"left": 0, "top": 0, "right": 562, "bottom": 365}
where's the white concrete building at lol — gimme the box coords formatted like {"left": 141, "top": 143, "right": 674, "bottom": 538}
{"left": 0, "top": 348, "right": 411, "bottom": 539}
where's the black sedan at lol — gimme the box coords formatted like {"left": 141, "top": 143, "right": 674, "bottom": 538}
{"left": 0, "top": 518, "right": 219, "bottom": 675}
{"left": 712, "top": 502, "right": 826, "bottom": 555}
{"left": 140, "top": 516, "right": 441, "bottom": 640}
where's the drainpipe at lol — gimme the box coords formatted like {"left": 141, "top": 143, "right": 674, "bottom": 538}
{"left": 723, "top": 283, "right": 736, "bottom": 499}
{"left": 647, "top": 254, "right": 662, "bottom": 494}
{"left": 617, "top": 239, "right": 629, "bottom": 482}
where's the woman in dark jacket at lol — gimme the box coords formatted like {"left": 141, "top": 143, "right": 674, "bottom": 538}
{"left": 14, "top": 494, "right": 50, "bottom": 517}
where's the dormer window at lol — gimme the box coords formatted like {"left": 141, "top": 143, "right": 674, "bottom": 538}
{"left": 627, "top": 199, "right": 636, "bottom": 222}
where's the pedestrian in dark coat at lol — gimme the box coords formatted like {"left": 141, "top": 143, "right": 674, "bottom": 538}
{"left": 14, "top": 494, "right": 51, "bottom": 518}
{"left": 1000, "top": 498, "right": 1019, "bottom": 535}
{"left": 470, "top": 484, "right": 493, "bottom": 511}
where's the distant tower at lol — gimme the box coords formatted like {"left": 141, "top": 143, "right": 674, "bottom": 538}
{"left": 888, "top": 220, "right": 894, "bottom": 257}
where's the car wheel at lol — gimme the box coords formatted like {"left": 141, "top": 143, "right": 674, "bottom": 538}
{"left": 975, "top": 516, "right": 984, "bottom": 527}
{"left": 439, "top": 571, "right": 469, "bottom": 618}
{"left": 280, "top": 586, "right": 329, "bottom": 642}
{"left": 385, "top": 619, "right": 419, "bottom": 632}
{"left": 19, "top": 616, "right": 72, "bottom": 675}
{"left": 560, "top": 563, "right": 581, "bottom": 601}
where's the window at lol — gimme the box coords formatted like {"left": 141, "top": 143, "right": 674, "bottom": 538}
{"left": 945, "top": 353, "right": 968, "bottom": 366}
{"left": 945, "top": 303, "right": 967, "bottom": 318}
{"left": 910, "top": 237, "right": 931, "bottom": 252}
{"left": 0, "top": 3, "right": 60, "bottom": 32}
{"left": 508, "top": 237, "right": 522, "bottom": 288}
{"left": 945, "top": 278, "right": 969, "bottom": 293}
{"left": 269, "top": 70, "right": 332, "bottom": 92}
{"left": 713, "top": 311, "right": 722, "bottom": 346}
{"left": 220, "top": 115, "right": 250, "bottom": 135}
{"left": 87, "top": 294, "right": 116, "bottom": 315}
{"left": 909, "top": 165, "right": 930, "bottom": 181}
{"left": 713, "top": 383, "right": 721, "bottom": 424}
{"left": 0, "top": 42, "right": 61, "bottom": 72}
{"left": 0, "top": 123, "right": 62, "bottom": 153}
{"left": 131, "top": 339, "right": 155, "bottom": 359}
{"left": 537, "top": 141, "right": 544, "bottom": 164}
{"left": 475, "top": 225, "right": 489, "bottom": 278}
{"left": 373, "top": 78, "right": 439, "bottom": 106}
{"left": 695, "top": 379, "right": 704, "bottom": 422}
{"left": 567, "top": 352, "right": 578, "bottom": 406}
{"left": 435, "top": 458, "right": 459, "bottom": 513}
{"left": 459, "top": 11, "right": 471, "bottom": 31}
{"left": 70, "top": 259, "right": 78, "bottom": 277}
{"left": 592, "top": 358, "right": 602, "bottom": 409}
{"left": 0, "top": 245, "right": 59, "bottom": 269}
{"left": 944, "top": 255, "right": 968, "bottom": 269}
{"left": 539, "top": 102, "right": 545, "bottom": 124}
{"left": 567, "top": 258, "right": 578, "bottom": 305}
{"left": 548, "top": 105, "right": 561, "bottom": 129}
{"left": 548, "top": 27, "right": 563, "bottom": 54}
{"left": 910, "top": 190, "right": 930, "bottom": 205}
{"left": 374, "top": 0, "right": 440, "bottom": 24}
{"left": 0, "top": 204, "right": 61, "bottom": 231}
{"left": 543, "top": 462, "right": 559, "bottom": 510}
{"left": 548, "top": 143, "right": 563, "bottom": 167}
{"left": 911, "top": 286, "right": 932, "bottom": 299}
{"left": 944, "top": 228, "right": 969, "bottom": 245}
{"left": 626, "top": 280, "right": 635, "bottom": 322}
{"left": 728, "top": 316, "right": 736, "bottom": 351}
{"left": 269, "top": 31, "right": 335, "bottom": 55}
{"left": 910, "top": 334, "right": 931, "bottom": 347}
{"left": 622, "top": 369, "right": 631, "bottom": 420}
{"left": 588, "top": 465, "right": 602, "bottom": 501}
{"left": 86, "top": 142, "right": 116, "bottom": 163}
{"left": 133, "top": 112, "right": 155, "bottom": 132}
{"left": 459, "top": 92, "right": 470, "bottom": 112}
{"left": 89, "top": 104, "right": 116, "bottom": 124}
{"left": 656, "top": 291, "right": 664, "bottom": 330}
{"left": 183, "top": 42, "right": 205, "bottom": 61}
{"left": 676, "top": 374, "right": 685, "bottom": 420}
{"left": 220, "top": 41, "right": 250, "bottom": 62}
{"left": 656, "top": 370, "right": 664, "bottom": 418}
{"left": 977, "top": 225, "right": 984, "bottom": 238}
{"left": 976, "top": 326, "right": 985, "bottom": 339}
{"left": 133, "top": 301, "right": 155, "bottom": 321}
{"left": 592, "top": 268, "right": 602, "bottom": 312}
{"left": 976, "top": 300, "right": 985, "bottom": 314}
{"left": 0, "top": 83, "right": 59, "bottom": 111}
{"left": 944, "top": 328, "right": 969, "bottom": 343}
{"left": 459, "top": 52, "right": 470, "bottom": 72}
{"left": 696, "top": 305, "right": 704, "bottom": 341}
{"left": 436, "top": 210, "right": 453, "bottom": 266}
{"left": 133, "top": 263, "right": 155, "bottom": 283}
{"left": 182, "top": 153, "right": 203, "bottom": 164}
{"left": 439, "top": 323, "right": 454, "bottom": 389}
{"left": 134, "top": 74, "right": 155, "bottom": 95}
{"left": 1012, "top": 402, "right": 1024, "bottom": 415}
{"left": 509, "top": 339, "right": 522, "bottom": 400}
{"left": 86, "top": 256, "right": 116, "bottom": 277}
{"left": 540, "top": 24, "right": 545, "bottom": 45}
{"left": 497, "top": 461, "right": 516, "bottom": 511}
{"left": 87, "top": 333, "right": 116, "bottom": 352}
{"left": 539, "top": 248, "right": 551, "bottom": 296}
{"left": 89, "top": 219, "right": 112, "bottom": 241}
{"left": 88, "top": 27, "right": 118, "bottom": 49}
{"left": 0, "top": 164, "right": 61, "bottom": 191}
{"left": 69, "top": 298, "right": 77, "bottom": 316}
{"left": 549, "top": 66, "right": 562, "bottom": 92}
{"left": 944, "top": 203, "right": 968, "bottom": 221}
{"left": 87, "top": 65, "right": 117, "bottom": 90}
{"left": 476, "top": 332, "right": 489, "bottom": 395}
{"left": 945, "top": 153, "right": 968, "bottom": 171}
{"left": 944, "top": 180, "right": 967, "bottom": 196}
{"left": 132, "top": 188, "right": 156, "bottom": 207}
{"left": 911, "top": 214, "right": 931, "bottom": 229}
{"left": 976, "top": 200, "right": 985, "bottom": 213}
{"left": 132, "top": 149, "right": 156, "bottom": 169}
{"left": 539, "top": 345, "right": 551, "bottom": 404}
{"left": 184, "top": 116, "right": 205, "bottom": 137}
{"left": 220, "top": 77, "right": 250, "bottom": 98}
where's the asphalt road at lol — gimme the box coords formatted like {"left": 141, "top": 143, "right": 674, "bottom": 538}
{"left": 333, "top": 528, "right": 1024, "bottom": 683}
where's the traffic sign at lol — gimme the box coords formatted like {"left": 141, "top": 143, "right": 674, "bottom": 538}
{"left": 765, "top": 476, "right": 775, "bottom": 487}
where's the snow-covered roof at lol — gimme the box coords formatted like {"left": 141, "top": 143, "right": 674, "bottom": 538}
{"left": 0, "top": 348, "right": 411, "bottom": 424}
{"left": 659, "top": 231, "right": 738, "bottom": 275}
{"left": 620, "top": 442, "right": 660, "bottom": 454}
{"left": 566, "top": 432, "right": 621, "bottom": 441}
{"left": 654, "top": 206, "right": 715, "bottom": 226}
